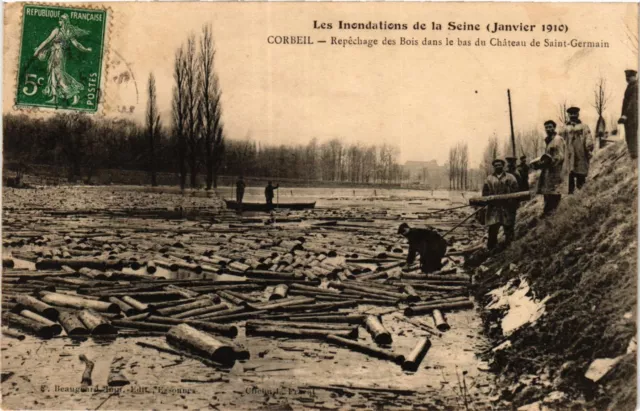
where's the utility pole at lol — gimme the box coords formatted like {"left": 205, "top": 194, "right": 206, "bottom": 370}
{"left": 507, "top": 89, "right": 516, "bottom": 157}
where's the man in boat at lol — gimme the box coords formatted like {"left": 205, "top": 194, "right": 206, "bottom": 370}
{"left": 397, "top": 223, "right": 447, "bottom": 273}
{"left": 236, "top": 176, "right": 246, "bottom": 211}
{"left": 535, "top": 120, "right": 566, "bottom": 216}
{"left": 482, "top": 159, "right": 519, "bottom": 250}
{"left": 561, "top": 106, "right": 594, "bottom": 194}
{"left": 618, "top": 69, "right": 638, "bottom": 159}
{"left": 265, "top": 181, "right": 279, "bottom": 209}
{"left": 517, "top": 155, "right": 530, "bottom": 191}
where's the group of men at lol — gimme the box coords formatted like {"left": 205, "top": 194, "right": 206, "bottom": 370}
{"left": 481, "top": 69, "right": 638, "bottom": 250}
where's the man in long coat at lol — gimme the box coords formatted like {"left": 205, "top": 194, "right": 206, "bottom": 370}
{"left": 561, "top": 107, "right": 594, "bottom": 194}
{"left": 536, "top": 120, "right": 566, "bottom": 215}
{"left": 482, "top": 159, "right": 520, "bottom": 250}
{"left": 619, "top": 69, "right": 638, "bottom": 159}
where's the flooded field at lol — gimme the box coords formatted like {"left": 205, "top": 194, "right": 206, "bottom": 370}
{"left": 1, "top": 184, "right": 497, "bottom": 410}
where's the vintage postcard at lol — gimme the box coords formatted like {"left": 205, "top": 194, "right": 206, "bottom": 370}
{"left": 1, "top": 2, "right": 638, "bottom": 410}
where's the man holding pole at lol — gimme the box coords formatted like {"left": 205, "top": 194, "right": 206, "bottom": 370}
{"left": 561, "top": 107, "right": 594, "bottom": 194}
{"left": 482, "top": 159, "right": 519, "bottom": 250}
{"left": 265, "top": 181, "right": 279, "bottom": 210}
{"left": 535, "top": 120, "right": 566, "bottom": 216}
{"left": 235, "top": 176, "right": 246, "bottom": 210}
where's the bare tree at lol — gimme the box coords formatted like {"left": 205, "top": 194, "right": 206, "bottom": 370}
{"left": 482, "top": 134, "right": 500, "bottom": 178}
{"left": 198, "top": 24, "right": 224, "bottom": 190}
{"left": 172, "top": 46, "right": 187, "bottom": 190}
{"left": 592, "top": 76, "right": 610, "bottom": 147}
{"left": 557, "top": 100, "right": 569, "bottom": 126}
{"left": 184, "top": 35, "right": 200, "bottom": 188}
{"left": 146, "top": 72, "right": 161, "bottom": 186}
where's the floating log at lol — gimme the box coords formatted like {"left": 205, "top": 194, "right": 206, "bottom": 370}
{"left": 2, "top": 258, "right": 15, "bottom": 268}
{"left": 108, "top": 297, "right": 137, "bottom": 316}
{"left": 58, "top": 311, "right": 89, "bottom": 336}
{"left": 326, "top": 334, "right": 404, "bottom": 364}
{"left": 156, "top": 297, "right": 216, "bottom": 317}
{"left": 151, "top": 297, "right": 201, "bottom": 309}
{"left": 217, "top": 291, "right": 247, "bottom": 306}
{"left": 364, "top": 315, "right": 392, "bottom": 345}
{"left": 246, "top": 320, "right": 356, "bottom": 332}
{"left": 121, "top": 296, "right": 150, "bottom": 312}
{"left": 2, "top": 312, "right": 54, "bottom": 339}
{"left": 79, "top": 354, "right": 95, "bottom": 387}
{"left": 108, "top": 369, "right": 130, "bottom": 387}
{"left": 173, "top": 303, "right": 229, "bottom": 320}
{"left": 146, "top": 261, "right": 157, "bottom": 274}
{"left": 273, "top": 314, "right": 366, "bottom": 324}
{"left": 269, "top": 284, "right": 289, "bottom": 300}
{"left": 112, "top": 319, "right": 171, "bottom": 332}
{"left": 40, "top": 292, "right": 120, "bottom": 314}
{"left": 78, "top": 310, "right": 117, "bottom": 335}
{"left": 2, "top": 327, "right": 26, "bottom": 340}
{"left": 145, "top": 315, "right": 237, "bottom": 337}
{"left": 166, "top": 324, "right": 236, "bottom": 367}
{"left": 248, "top": 296, "right": 315, "bottom": 311}
{"left": 165, "top": 284, "right": 200, "bottom": 299}
{"left": 402, "top": 337, "right": 431, "bottom": 371}
{"left": 14, "top": 295, "right": 59, "bottom": 321}
{"left": 246, "top": 324, "right": 357, "bottom": 340}
{"left": 404, "top": 300, "right": 474, "bottom": 316}
{"left": 19, "top": 310, "right": 63, "bottom": 336}
{"left": 468, "top": 191, "right": 531, "bottom": 206}
{"left": 199, "top": 309, "right": 268, "bottom": 323}
{"left": 432, "top": 310, "right": 450, "bottom": 331}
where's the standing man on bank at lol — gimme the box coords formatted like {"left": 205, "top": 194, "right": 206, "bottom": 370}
{"left": 265, "top": 181, "right": 279, "bottom": 210}
{"left": 561, "top": 107, "right": 594, "bottom": 194}
{"left": 482, "top": 159, "right": 520, "bottom": 250}
{"left": 619, "top": 69, "right": 638, "bottom": 159}
{"left": 535, "top": 120, "right": 566, "bottom": 216}
{"left": 517, "top": 155, "right": 530, "bottom": 191}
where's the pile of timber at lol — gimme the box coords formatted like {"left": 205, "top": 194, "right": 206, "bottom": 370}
{"left": 2, "top": 196, "right": 479, "bottom": 372}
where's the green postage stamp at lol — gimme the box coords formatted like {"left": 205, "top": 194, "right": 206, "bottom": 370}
{"left": 16, "top": 5, "right": 107, "bottom": 112}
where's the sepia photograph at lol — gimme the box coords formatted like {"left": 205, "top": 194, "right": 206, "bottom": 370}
{"left": 1, "top": 2, "right": 638, "bottom": 410}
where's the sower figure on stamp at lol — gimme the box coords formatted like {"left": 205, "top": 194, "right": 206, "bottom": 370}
{"left": 619, "top": 69, "right": 638, "bottom": 159}
{"left": 561, "top": 107, "right": 594, "bottom": 194}
{"left": 265, "top": 181, "right": 279, "bottom": 210}
{"left": 535, "top": 120, "right": 566, "bottom": 216}
{"left": 33, "top": 14, "right": 92, "bottom": 106}
{"left": 397, "top": 223, "right": 447, "bottom": 273}
{"left": 482, "top": 159, "right": 519, "bottom": 250}
{"left": 235, "top": 176, "right": 246, "bottom": 211}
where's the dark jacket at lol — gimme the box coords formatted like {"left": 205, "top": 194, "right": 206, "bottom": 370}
{"left": 236, "top": 180, "right": 246, "bottom": 192}
{"left": 405, "top": 228, "right": 447, "bottom": 269}
{"left": 622, "top": 80, "right": 638, "bottom": 125}
{"left": 265, "top": 184, "right": 279, "bottom": 199}
{"left": 516, "top": 163, "right": 530, "bottom": 191}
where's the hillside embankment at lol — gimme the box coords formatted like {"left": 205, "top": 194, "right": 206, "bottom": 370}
{"left": 472, "top": 141, "right": 637, "bottom": 410}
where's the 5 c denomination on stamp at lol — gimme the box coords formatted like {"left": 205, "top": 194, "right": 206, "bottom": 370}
{"left": 17, "top": 5, "right": 107, "bottom": 112}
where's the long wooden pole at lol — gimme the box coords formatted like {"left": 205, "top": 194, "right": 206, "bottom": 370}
{"left": 507, "top": 89, "right": 516, "bottom": 157}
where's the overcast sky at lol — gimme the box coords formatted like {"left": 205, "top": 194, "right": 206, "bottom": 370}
{"left": 3, "top": 2, "right": 637, "bottom": 167}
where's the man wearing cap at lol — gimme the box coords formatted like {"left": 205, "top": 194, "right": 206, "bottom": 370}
{"left": 619, "top": 69, "right": 638, "bottom": 159}
{"left": 535, "top": 120, "right": 566, "bottom": 215}
{"left": 561, "top": 106, "right": 594, "bottom": 194}
{"left": 397, "top": 223, "right": 447, "bottom": 273}
{"left": 482, "top": 159, "right": 520, "bottom": 249}
{"left": 517, "top": 156, "right": 530, "bottom": 191}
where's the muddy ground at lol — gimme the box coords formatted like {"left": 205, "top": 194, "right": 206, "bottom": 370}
{"left": 2, "top": 185, "right": 499, "bottom": 410}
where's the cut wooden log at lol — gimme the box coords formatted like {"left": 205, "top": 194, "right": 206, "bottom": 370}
{"left": 173, "top": 303, "right": 229, "bottom": 320}
{"left": 432, "top": 310, "right": 450, "bottom": 331}
{"left": 19, "top": 310, "right": 63, "bottom": 335}
{"left": 166, "top": 324, "right": 236, "bottom": 367}
{"left": 2, "top": 312, "right": 54, "bottom": 339}
{"left": 246, "top": 324, "right": 357, "bottom": 340}
{"left": 2, "top": 327, "right": 26, "bottom": 340}
{"left": 112, "top": 319, "right": 171, "bottom": 332}
{"left": 156, "top": 297, "right": 216, "bottom": 317}
{"left": 246, "top": 320, "right": 356, "bottom": 332}
{"left": 364, "top": 315, "right": 392, "bottom": 345}
{"left": 404, "top": 300, "right": 474, "bottom": 316}
{"left": 121, "top": 296, "right": 151, "bottom": 312}
{"left": 2, "top": 258, "right": 15, "bottom": 268}
{"left": 269, "top": 284, "right": 289, "bottom": 300}
{"left": 146, "top": 316, "right": 238, "bottom": 338}
{"left": 326, "top": 334, "right": 404, "bottom": 364}
{"left": 78, "top": 310, "right": 117, "bottom": 335}
{"left": 79, "top": 354, "right": 95, "bottom": 387}
{"left": 59, "top": 311, "right": 89, "bottom": 336}
{"left": 109, "top": 297, "right": 137, "bottom": 316}
{"left": 40, "top": 292, "right": 121, "bottom": 314}
{"left": 402, "top": 337, "right": 431, "bottom": 371}
{"left": 468, "top": 191, "right": 531, "bottom": 206}
{"left": 13, "top": 295, "right": 59, "bottom": 321}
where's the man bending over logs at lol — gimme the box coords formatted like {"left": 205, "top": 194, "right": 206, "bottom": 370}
{"left": 398, "top": 223, "right": 447, "bottom": 273}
